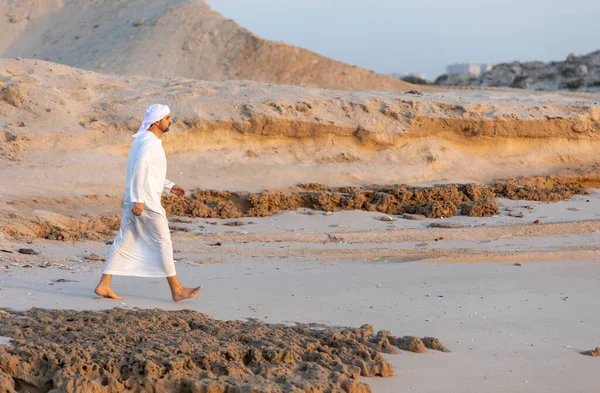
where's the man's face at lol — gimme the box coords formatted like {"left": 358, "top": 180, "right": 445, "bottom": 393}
{"left": 156, "top": 114, "right": 172, "bottom": 133}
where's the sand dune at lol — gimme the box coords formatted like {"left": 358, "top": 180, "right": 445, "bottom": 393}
{"left": 0, "top": 0, "right": 413, "bottom": 91}
{"left": 1, "top": 59, "right": 599, "bottom": 195}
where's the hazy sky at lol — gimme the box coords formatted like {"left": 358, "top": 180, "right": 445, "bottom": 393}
{"left": 208, "top": 0, "right": 600, "bottom": 80}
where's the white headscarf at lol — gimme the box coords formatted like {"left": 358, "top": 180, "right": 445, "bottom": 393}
{"left": 132, "top": 104, "right": 171, "bottom": 138}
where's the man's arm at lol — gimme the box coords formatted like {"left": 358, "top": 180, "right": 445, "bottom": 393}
{"left": 164, "top": 179, "right": 186, "bottom": 198}
{"left": 129, "top": 143, "right": 153, "bottom": 216}
{"left": 163, "top": 179, "right": 175, "bottom": 194}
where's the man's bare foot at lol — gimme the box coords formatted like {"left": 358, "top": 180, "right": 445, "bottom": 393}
{"left": 172, "top": 286, "right": 202, "bottom": 302}
{"left": 94, "top": 286, "right": 124, "bottom": 300}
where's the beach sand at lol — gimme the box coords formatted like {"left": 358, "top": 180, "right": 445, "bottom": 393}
{"left": 2, "top": 189, "right": 600, "bottom": 391}
{"left": 1, "top": 45, "right": 599, "bottom": 392}
{"left": 1, "top": 256, "right": 599, "bottom": 392}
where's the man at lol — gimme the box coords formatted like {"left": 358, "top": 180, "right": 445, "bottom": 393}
{"left": 94, "top": 104, "right": 202, "bottom": 302}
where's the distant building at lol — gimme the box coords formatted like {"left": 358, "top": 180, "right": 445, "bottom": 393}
{"left": 479, "top": 64, "right": 494, "bottom": 74}
{"left": 390, "top": 72, "right": 427, "bottom": 81}
{"left": 446, "top": 63, "right": 481, "bottom": 76}
{"left": 446, "top": 63, "right": 494, "bottom": 76}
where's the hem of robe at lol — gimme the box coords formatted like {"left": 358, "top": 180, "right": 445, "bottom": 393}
{"left": 103, "top": 270, "right": 176, "bottom": 278}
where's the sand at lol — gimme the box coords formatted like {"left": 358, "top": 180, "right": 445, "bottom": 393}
{"left": 0, "top": 0, "right": 413, "bottom": 92}
{"left": 0, "top": 257, "right": 599, "bottom": 393}
{"left": 2, "top": 185, "right": 600, "bottom": 391}
{"left": 1, "top": 59, "right": 599, "bottom": 198}
{"left": 1, "top": 32, "right": 600, "bottom": 391}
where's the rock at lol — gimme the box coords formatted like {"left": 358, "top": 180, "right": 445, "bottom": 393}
{"left": 392, "top": 336, "right": 426, "bottom": 353}
{"left": 533, "top": 219, "right": 540, "bottom": 224}
{"left": 162, "top": 179, "right": 588, "bottom": 220}
{"left": 0, "top": 308, "right": 403, "bottom": 392}
{"left": 18, "top": 248, "right": 38, "bottom": 255}
{"left": 417, "top": 201, "right": 457, "bottom": 219}
{"left": 223, "top": 221, "right": 245, "bottom": 226}
{"left": 404, "top": 90, "right": 423, "bottom": 95}
{"left": 429, "top": 222, "right": 464, "bottom": 229}
{"left": 9, "top": 16, "right": 20, "bottom": 24}
{"left": 514, "top": 262, "right": 522, "bottom": 266}
{"left": 325, "top": 211, "right": 333, "bottom": 216}
{"left": 3, "top": 85, "right": 26, "bottom": 107}
{"left": 380, "top": 215, "right": 394, "bottom": 222}
{"left": 575, "top": 64, "right": 588, "bottom": 76}
{"left": 422, "top": 337, "right": 451, "bottom": 352}
{"left": 84, "top": 253, "right": 105, "bottom": 261}
{"left": 133, "top": 18, "right": 145, "bottom": 27}
{"left": 246, "top": 150, "right": 258, "bottom": 158}
{"left": 402, "top": 213, "right": 426, "bottom": 220}
{"left": 434, "top": 49, "right": 600, "bottom": 92}
{"left": 460, "top": 201, "right": 499, "bottom": 217}
{"left": 295, "top": 102, "right": 311, "bottom": 112}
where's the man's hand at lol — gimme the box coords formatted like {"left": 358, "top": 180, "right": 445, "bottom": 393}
{"left": 132, "top": 202, "right": 145, "bottom": 216}
{"left": 171, "top": 185, "right": 186, "bottom": 198}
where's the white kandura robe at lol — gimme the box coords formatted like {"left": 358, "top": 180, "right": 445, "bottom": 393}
{"left": 103, "top": 131, "right": 176, "bottom": 277}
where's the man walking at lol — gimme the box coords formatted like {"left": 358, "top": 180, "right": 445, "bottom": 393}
{"left": 95, "top": 104, "right": 202, "bottom": 301}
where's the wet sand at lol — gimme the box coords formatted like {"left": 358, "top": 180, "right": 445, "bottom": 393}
{"left": 1, "top": 258, "right": 599, "bottom": 393}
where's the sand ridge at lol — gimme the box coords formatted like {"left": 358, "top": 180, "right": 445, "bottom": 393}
{"left": 0, "top": 176, "right": 592, "bottom": 242}
{"left": 1, "top": 59, "right": 600, "bottom": 207}
{"left": 160, "top": 176, "right": 589, "bottom": 219}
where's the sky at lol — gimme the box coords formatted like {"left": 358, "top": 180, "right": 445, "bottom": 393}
{"left": 208, "top": 0, "right": 600, "bottom": 80}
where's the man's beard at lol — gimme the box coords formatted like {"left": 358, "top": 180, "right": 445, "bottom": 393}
{"left": 163, "top": 126, "right": 170, "bottom": 133}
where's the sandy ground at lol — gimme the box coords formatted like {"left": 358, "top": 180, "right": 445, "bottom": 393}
{"left": 1, "top": 259, "right": 599, "bottom": 393}
{"left": 1, "top": 191, "right": 600, "bottom": 391}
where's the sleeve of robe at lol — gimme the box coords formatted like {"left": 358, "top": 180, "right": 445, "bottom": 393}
{"left": 129, "top": 141, "right": 155, "bottom": 204}
{"left": 163, "top": 179, "right": 175, "bottom": 194}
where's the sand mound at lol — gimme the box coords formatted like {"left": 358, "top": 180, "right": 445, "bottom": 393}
{"left": 0, "top": 308, "right": 448, "bottom": 393}
{"left": 0, "top": 0, "right": 413, "bottom": 91}
{"left": 1, "top": 59, "right": 599, "bottom": 198}
{"left": 161, "top": 176, "right": 588, "bottom": 219}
